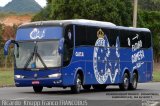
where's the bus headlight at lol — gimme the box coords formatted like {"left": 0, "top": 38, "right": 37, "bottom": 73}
{"left": 48, "top": 73, "right": 61, "bottom": 78}
{"left": 15, "top": 75, "right": 24, "bottom": 79}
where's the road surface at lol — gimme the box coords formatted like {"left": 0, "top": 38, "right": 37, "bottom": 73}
{"left": 0, "top": 82, "right": 160, "bottom": 106}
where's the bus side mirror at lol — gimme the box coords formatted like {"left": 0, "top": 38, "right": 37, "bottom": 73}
{"left": 4, "top": 40, "right": 13, "bottom": 56}
{"left": 58, "top": 38, "right": 64, "bottom": 54}
{"left": 4, "top": 40, "right": 19, "bottom": 56}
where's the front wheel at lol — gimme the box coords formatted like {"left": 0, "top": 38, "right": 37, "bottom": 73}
{"left": 119, "top": 73, "right": 129, "bottom": 90}
{"left": 129, "top": 73, "right": 138, "bottom": 90}
{"left": 33, "top": 86, "right": 43, "bottom": 93}
{"left": 71, "top": 74, "right": 82, "bottom": 93}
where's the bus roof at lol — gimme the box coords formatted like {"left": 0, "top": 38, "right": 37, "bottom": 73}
{"left": 19, "top": 19, "right": 150, "bottom": 32}
{"left": 19, "top": 19, "right": 116, "bottom": 28}
{"left": 117, "top": 26, "right": 150, "bottom": 32}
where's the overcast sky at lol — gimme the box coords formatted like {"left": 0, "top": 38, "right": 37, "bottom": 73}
{"left": 0, "top": 0, "right": 47, "bottom": 8}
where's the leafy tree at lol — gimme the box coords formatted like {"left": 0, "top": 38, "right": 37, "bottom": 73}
{"left": 138, "top": 0, "right": 160, "bottom": 11}
{"left": 0, "top": 24, "right": 18, "bottom": 67}
{"left": 138, "top": 10, "right": 160, "bottom": 62}
{"left": 32, "top": 0, "right": 160, "bottom": 62}
{"left": 32, "top": 0, "right": 133, "bottom": 26}
{"left": 0, "top": 24, "right": 4, "bottom": 67}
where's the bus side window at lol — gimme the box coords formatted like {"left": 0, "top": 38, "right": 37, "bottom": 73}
{"left": 146, "top": 32, "right": 151, "bottom": 48}
{"left": 86, "top": 26, "right": 99, "bottom": 45}
{"left": 143, "top": 32, "right": 151, "bottom": 48}
{"left": 75, "top": 25, "right": 86, "bottom": 46}
{"left": 119, "top": 30, "right": 130, "bottom": 47}
{"left": 106, "top": 28, "right": 118, "bottom": 47}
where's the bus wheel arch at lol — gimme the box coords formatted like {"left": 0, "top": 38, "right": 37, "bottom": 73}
{"left": 119, "top": 69, "right": 130, "bottom": 90}
{"left": 129, "top": 69, "right": 138, "bottom": 90}
{"left": 71, "top": 69, "right": 84, "bottom": 93}
{"left": 76, "top": 69, "right": 84, "bottom": 84}
{"left": 76, "top": 70, "right": 92, "bottom": 91}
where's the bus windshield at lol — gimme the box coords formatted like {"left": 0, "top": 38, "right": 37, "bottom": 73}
{"left": 14, "top": 40, "right": 61, "bottom": 69}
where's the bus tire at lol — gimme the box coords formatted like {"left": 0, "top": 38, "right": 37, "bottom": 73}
{"left": 119, "top": 73, "right": 129, "bottom": 90}
{"left": 129, "top": 73, "right": 138, "bottom": 90}
{"left": 71, "top": 74, "right": 82, "bottom": 94}
{"left": 83, "top": 85, "right": 91, "bottom": 90}
{"left": 33, "top": 86, "right": 43, "bottom": 93}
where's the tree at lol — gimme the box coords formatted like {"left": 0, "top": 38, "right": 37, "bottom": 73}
{"left": 138, "top": 0, "right": 160, "bottom": 11}
{"left": 32, "top": 0, "right": 133, "bottom": 26}
{"left": 138, "top": 10, "right": 160, "bottom": 62}
{"left": 0, "top": 24, "right": 5, "bottom": 67}
{"left": 0, "top": 24, "right": 18, "bottom": 67}
{"left": 32, "top": 0, "right": 160, "bottom": 62}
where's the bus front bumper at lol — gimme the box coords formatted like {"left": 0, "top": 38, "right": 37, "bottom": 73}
{"left": 15, "top": 78, "right": 63, "bottom": 87}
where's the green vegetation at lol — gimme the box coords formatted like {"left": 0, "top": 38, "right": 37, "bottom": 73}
{"left": 32, "top": 0, "right": 160, "bottom": 63}
{"left": 137, "top": 0, "right": 160, "bottom": 61}
{"left": 139, "top": 0, "right": 160, "bottom": 11}
{"left": 0, "top": 68, "right": 14, "bottom": 87}
{"left": 32, "top": 0, "right": 133, "bottom": 26}
{"left": 0, "top": 12, "right": 20, "bottom": 19}
{"left": 0, "top": 0, "right": 42, "bottom": 13}
{"left": 0, "top": 23, "right": 16, "bottom": 67}
{"left": 0, "top": 13, "right": 9, "bottom": 19}
{"left": 153, "top": 71, "right": 160, "bottom": 82}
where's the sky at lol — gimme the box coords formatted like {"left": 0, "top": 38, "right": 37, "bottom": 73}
{"left": 0, "top": 0, "right": 47, "bottom": 8}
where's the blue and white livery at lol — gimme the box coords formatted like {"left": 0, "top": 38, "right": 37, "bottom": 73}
{"left": 4, "top": 19, "right": 153, "bottom": 93}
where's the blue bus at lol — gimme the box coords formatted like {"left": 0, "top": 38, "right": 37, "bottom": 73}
{"left": 4, "top": 19, "right": 153, "bottom": 93}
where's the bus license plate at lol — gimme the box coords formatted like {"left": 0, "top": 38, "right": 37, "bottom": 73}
{"left": 32, "top": 81, "right": 40, "bottom": 85}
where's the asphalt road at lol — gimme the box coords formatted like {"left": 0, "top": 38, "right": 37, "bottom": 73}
{"left": 0, "top": 82, "right": 160, "bottom": 106}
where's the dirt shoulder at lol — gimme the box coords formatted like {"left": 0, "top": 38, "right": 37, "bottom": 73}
{"left": 0, "top": 14, "right": 32, "bottom": 26}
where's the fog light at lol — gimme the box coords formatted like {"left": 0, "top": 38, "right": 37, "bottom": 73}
{"left": 53, "top": 80, "right": 62, "bottom": 84}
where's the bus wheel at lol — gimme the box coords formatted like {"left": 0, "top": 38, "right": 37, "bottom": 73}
{"left": 119, "top": 73, "right": 129, "bottom": 90}
{"left": 93, "top": 85, "right": 106, "bottom": 90}
{"left": 33, "top": 86, "right": 43, "bottom": 93}
{"left": 83, "top": 85, "right": 91, "bottom": 90}
{"left": 71, "top": 74, "right": 82, "bottom": 93}
{"left": 129, "top": 73, "right": 138, "bottom": 90}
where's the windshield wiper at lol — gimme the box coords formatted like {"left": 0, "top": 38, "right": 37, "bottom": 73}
{"left": 24, "top": 52, "right": 34, "bottom": 70}
{"left": 23, "top": 43, "right": 48, "bottom": 70}
{"left": 36, "top": 52, "right": 48, "bottom": 69}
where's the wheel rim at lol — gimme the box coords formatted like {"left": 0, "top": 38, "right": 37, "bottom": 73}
{"left": 76, "top": 76, "right": 81, "bottom": 91}
{"left": 133, "top": 75, "right": 137, "bottom": 88}
{"left": 124, "top": 77, "right": 129, "bottom": 89}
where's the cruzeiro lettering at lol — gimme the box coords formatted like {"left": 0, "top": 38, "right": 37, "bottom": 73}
{"left": 131, "top": 34, "right": 145, "bottom": 69}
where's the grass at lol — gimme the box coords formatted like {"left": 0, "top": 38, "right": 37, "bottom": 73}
{"left": 0, "top": 68, "right": 160, "bottom": 87}
{"left": 0, "top": 68, "right": 14, "bottom": 87}
{"left": 153, "top": 71, "right": 160, "bottom": 82}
